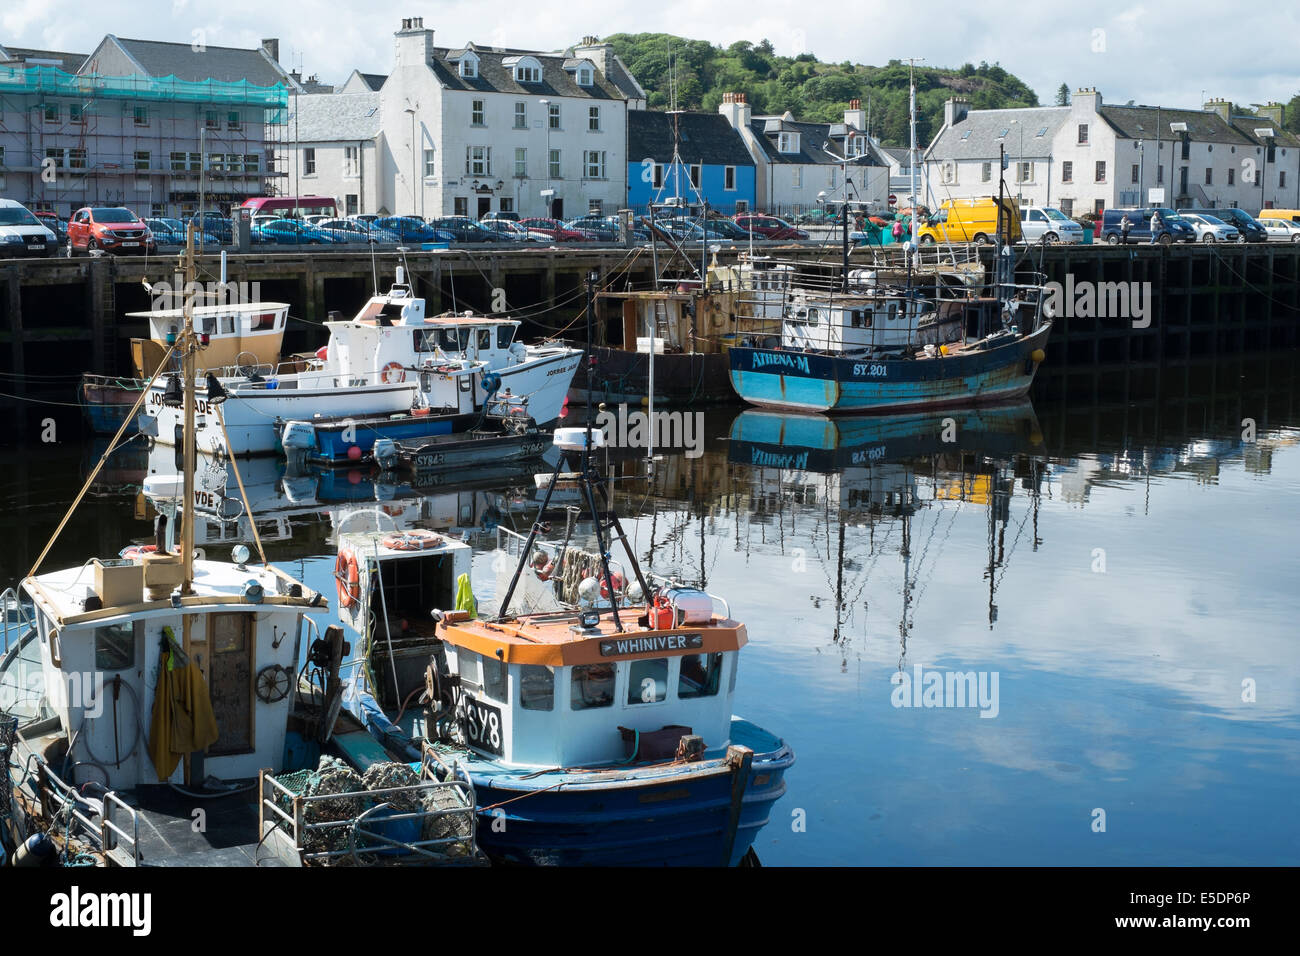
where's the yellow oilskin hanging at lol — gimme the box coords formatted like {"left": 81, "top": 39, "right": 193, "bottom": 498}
{"left": 147, "top": 626, "right": 220, "bottom": 781}
{"left": 454, "top": 573, "right": 477, "bottom": 619}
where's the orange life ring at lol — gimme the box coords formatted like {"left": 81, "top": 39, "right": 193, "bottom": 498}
{"left": 381, "top": 362, "right": 406, "bottom": 384}
{"left": 335, "top": 549, "right": 360, "bottom": 608}
{"left": 119, "top": 543, "right": 159, "bottom": 560}
{"left": 381, "top": 529, "right": 441, "bottom": 551}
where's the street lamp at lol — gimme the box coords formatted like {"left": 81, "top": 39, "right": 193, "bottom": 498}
{"left": 539, "top": 98, "right": 552, "bottom": 218}
{"left": 1255, "top": 127, "right": 1276, "bottom": 214}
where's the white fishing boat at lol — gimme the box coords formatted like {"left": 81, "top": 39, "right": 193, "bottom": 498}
{"left": 141, "top": 269, "right": 582, "bottom": 456}
{"left": 1, "top": 230, "right": 482, "bottom": 867}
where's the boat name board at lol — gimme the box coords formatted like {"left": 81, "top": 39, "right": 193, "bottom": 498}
{"left": 751, "top": 351, "right": 811, "bottom": 374}
{"left": 457, "top": 694, "right": 504, "bottom": 756}
{"left": 599, "top": 633, "right": 704, "bottom": 657}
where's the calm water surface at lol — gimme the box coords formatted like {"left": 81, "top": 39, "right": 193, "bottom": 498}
{"left": 4, "top": 352, "right": 1298, "bottom": 865}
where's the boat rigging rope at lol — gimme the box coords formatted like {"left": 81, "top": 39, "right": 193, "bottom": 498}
{"left": 27, "top": 344, "right": 179, "bottom": 579}
{"left": 214, "top": 405, "right": 269, "bottom": 567}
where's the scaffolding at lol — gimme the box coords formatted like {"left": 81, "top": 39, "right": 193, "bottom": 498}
{"left": 0, "top": 64, "right": 288, "bottom": 217}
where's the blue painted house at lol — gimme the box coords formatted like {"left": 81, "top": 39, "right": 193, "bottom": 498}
{"left": 626, "top": 110, "right": 756, "bottom": 215}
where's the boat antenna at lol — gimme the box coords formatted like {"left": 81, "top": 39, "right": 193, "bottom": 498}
{"left": 180, "top": 221, "right": 198, "bottom": 596}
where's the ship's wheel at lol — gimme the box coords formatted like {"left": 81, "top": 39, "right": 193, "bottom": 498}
{"left": 255, "top": 664, "right": 292, "bottom": 703}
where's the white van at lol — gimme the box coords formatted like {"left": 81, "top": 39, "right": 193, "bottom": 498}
{"left": 1018, "top": 206, "right": 1086, "bottom": 244}
{"left": 0, "top": 199, "right": 58, "bottom": 257}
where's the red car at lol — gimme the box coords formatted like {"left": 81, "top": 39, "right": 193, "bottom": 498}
{"left": 67, "top": 206, "right": 156, "bottom": 256}
{"left": 733, "top": 214, "right": 809, "bottom": 240}
{"left": 518, "top": 217, "right": 592, "bottom": 242}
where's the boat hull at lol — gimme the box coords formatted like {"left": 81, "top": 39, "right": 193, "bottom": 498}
{"left": 79, "top": 377, "right": 145, "bottom": 435}
{"left": 496, "top": 350, "right": 583, "bottom": 424}
{"left": 141, "top": 380, "right": 420, "bottom": 455}
{"left": 568, "top": 347, "right": 736, "bottom": 406}
{"left": 462, "top": 718, "right": 793, "bottom": 866}
{"left": 728, "top": 322, "right": 1052, "bottom": 414}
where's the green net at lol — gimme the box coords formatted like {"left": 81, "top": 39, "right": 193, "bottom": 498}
{"left": 0, "top": 64, "right": 289, "bottom": 113}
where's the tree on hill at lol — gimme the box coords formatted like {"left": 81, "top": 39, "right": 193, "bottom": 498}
{"left": 1056, "top": 84, "right": 1071, "bottom": 106}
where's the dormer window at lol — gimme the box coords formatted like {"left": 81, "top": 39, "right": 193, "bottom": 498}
{"left": 508, "top": 56, "right": 543, "bottom": 84}
{"left": 457, "top": 53, "right": 479, "bottom": 79}
{"left": 778, "top": 132, "right": 800, "bottom": 154}
{"left": 578, "top": 66, "right": 593, "bottom": 86}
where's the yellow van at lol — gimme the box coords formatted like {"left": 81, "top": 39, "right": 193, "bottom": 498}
{"left": 917, "top": 197, "right": 1022, "bottom": 245}
{"left": 1265, "top": 209, "right": 1300, "bottom": 223}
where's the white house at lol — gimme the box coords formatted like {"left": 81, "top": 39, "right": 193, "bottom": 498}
{"left": 717, "top": 93, "right": 890, "bottom": 217}
{"left": 924, "top": 89, "right": 1300, "bottom": 218}
{"left": 286, "top": 19, "right": 644, "bottom": 221}
{"left": 285, "top": 92, "right": 387, "bottom": 216}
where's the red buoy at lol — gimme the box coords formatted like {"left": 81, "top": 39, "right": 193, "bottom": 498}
{"left": 347, "top": 444, "right": 362, "bottom": 461}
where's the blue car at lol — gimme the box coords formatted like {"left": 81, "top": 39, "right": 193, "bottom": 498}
{"left": 251, "top": 218, "right": 347, "bottom": 245}
{"left": 372, "top": 216, "right": 454, "bottom": 243}
{"left": 314, "top": 218, "right": 404, "bottom": 244}
{"left": 146, "top": 218, "right": 221, "bottom": 245}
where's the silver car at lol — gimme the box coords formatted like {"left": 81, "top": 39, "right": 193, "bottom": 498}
{"left": 1179, "top": 213, "right": 1240, "bottom": 243}
{"left": 1018, "top": 206, "right": 1086, "bottom": 244}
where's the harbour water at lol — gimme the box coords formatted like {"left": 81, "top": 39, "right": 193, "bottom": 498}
{"left": 4, "top": 349, "right": 1298, "bottom": 866}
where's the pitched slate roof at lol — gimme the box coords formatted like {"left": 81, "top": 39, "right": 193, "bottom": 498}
{"left": 358, "top": 73, "right": 387, "bottom": 91}
{"left": 100, "top": 36, "right": 289, "bottom": 86}
{"left": 0, "top": 45, "right": 88, "bottom": 71}
{"left": 628, "top": 111, "right": 754, "bottom": 166}
{"left": 292, "top": 92, "right": 381, "bottom": 141}
{"left": 749, "top": 116, "right": 884, "bottom": 166}
{"left": 1227, "top": 115, "right": 1300, "bottom": 148}
{"left": 926, "top": 106, "right": 1069, "bottom": 161}
{"left": 1099, "top": 105, "right": 1251, "bottom": 146}
{"left": 429, "top": 45, "right": 624, "bottom": 101}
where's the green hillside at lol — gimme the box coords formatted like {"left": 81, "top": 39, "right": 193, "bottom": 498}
{"left": 600, "top": 33, "right": 1040, "bottom": 147}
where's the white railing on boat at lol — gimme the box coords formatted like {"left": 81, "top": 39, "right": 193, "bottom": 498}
{"left": 35, "top": 759, "right": 141, "bottom": 866}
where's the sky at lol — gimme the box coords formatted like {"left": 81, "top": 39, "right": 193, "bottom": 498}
{"left": 4, "top": 0, "right": 1298, "bottom": 112}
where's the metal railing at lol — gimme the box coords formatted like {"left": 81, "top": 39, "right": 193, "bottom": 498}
{"left": 258, "top": 746, "right": 481, "bottom": 866}
{"left": 101, "top": 790, "right": 141, "bottom": 865}
{"left": 34, "top": 759, "right": 140, "bottom": 865}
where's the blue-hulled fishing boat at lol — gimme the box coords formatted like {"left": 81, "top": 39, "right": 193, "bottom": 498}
{"left": 335, "top": 426, "right": 793, "bottom": 865}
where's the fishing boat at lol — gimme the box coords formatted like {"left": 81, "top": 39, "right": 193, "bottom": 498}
{"left": 729, "top": 64, "right": 1051, "bottom": 414}
{"left": 334, "top": 424, "right": 793, "bottom": 865}
{"left": 79, "top": 300, "right": 291, "bottom": 435}
{"left": 1, "top": 229, "right": 481, "bottom": 867}
{"left": 140, "top": 270, "right": 582, "bottom": 456}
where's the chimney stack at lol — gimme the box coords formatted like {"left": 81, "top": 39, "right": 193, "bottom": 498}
{"left": 261, "top": 38, "right": 280, "bottom": 63}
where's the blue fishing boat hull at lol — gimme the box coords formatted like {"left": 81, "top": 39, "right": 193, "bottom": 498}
{"left": 462, "top": 718, "right": 793, "bottom": 866}
{"left": 728, "top": 322, "right": 1052, "bottom": 413}
{"left": 307, "top": 414, "right": 462, "bottom": 462}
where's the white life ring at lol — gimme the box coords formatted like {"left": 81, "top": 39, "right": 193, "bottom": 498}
{"left": 381, "top": 362, "right": 406, "bottom": 384}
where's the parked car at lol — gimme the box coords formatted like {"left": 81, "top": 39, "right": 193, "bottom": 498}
{"left": 349, "top": 213, "right": 381, "bottom": 226}
{"left": 1262, "top": 208, "right": 1300, "bottom": 224}
{"left": 480, "top": 210, "right": 521, "bottom": 223}
{"left": 1098, "top": 208, "right": 1195, "bottom": 245}
{"left": 1256, "top": 217, "right": 1300, "bottom": 242}
{"left": 518, "top": 217, "right": 591, "bottom": 242}
{"left": 733, "top": 214, "right": 809, "bottom": 240}
{"left": 251, "top": 218, "right": 347, "bottom": 245}
{"left": 145, "top": 218, "right": 221, "bottom": 245}
{"left": 1178, "top": 208, "right": 1267, "bottom": 243}
{"left": 429, "top": 217, "right": 497, "bottom": 243}
{"left": 33, "top": 211, "right": 67, "bottom": 246}
{"left": 1018, "top": 206, "right": 1086, "bottom": 244}
{"left": 1177, "top": 213, "right": 1240, "bottom": 243}
{"left": 0, "top": 199, "right": 59, "bottom": 257}
{"left": 186, "top": 211, "right": 232, "bottom": 243}
{"left": 792, "top": 208, "right": 839, "bottom": 225}
{"left": 314, "top": 218, "right": 401, "bottom": 243}
{"left": 371, "top": 216, "right": 454, "bottom": 244}
{"left": 66, "top": 206, "right": 155, "bottom": 256}
{"left": 564, "top": 215, "right": 621, "bottom": 242}
{"left": 480, "top": 219, "right": 548, "bottom": 242}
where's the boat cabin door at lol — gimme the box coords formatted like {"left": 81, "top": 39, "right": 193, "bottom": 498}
{"left": 206, "top": 612, "right": 256, "bottom": 755}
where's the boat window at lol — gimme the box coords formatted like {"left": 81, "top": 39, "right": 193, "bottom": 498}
{"left": 250, "top": 312, "right": 276, "bottom": 331}
{"left": 626, "top": 658, "right": 668, "bottom": 705}
{"left": 477, "top": 329, "right": 492, "bottom": 351}
{"left": 850, "top": 309, "right": 871, "bottom": 329}
{"left": 94, "top": 622, "right": 134, "bottom": 671}
{"left": 570, "top": 663, "right": 615, "bottom": 709}
{"left": 482, "top": 654, "right": 508, "bottom": 703}
{"left": 677, "top": 652, "right": 723, "bottom": 698}
{"left": 496, "top": 325, "right": 515, "bottom": 349}
{"left": 519, "top": 664, "right": 554, "bottom": 711}
{"left": 458, "top": 650, "right": 482, "bottom": 693}
{"left": 413, "top": 330, "right": 437, "bottom": 352}
{"left": 219, "top": 315, "right": 234, "bottom": 335}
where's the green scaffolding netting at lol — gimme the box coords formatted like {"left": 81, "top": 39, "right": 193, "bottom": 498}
{"left": 0, "top": 63, "right": 289, "bottom": 113}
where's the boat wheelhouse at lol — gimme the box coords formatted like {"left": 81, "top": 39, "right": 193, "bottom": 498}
{"left": 335, "top": 427, "right": 793, "bottom": 865}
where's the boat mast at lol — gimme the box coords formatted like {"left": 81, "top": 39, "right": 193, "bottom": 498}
{"left": 906, "top": 58, "right": 923, "bottom": 249}
{"left": 181, "top": 222, "right": 197, "bottom": 594}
